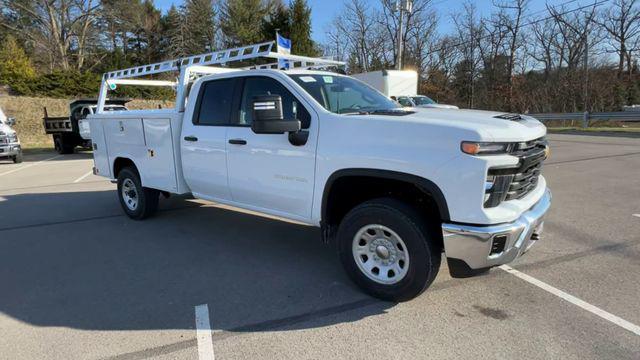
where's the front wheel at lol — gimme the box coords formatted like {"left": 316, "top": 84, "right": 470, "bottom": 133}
{"left": 12, "top": 151, "right": 23, "bottom": 163}
{"left": 337, "top": 198, "right": 441, "bottom": 302}
{"left": 117, "top": 166, "right": 159, "bottom": 220}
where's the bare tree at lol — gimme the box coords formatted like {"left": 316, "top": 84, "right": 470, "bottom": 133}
{"left": 0, "top": 0, "right": 100, "bottom": 70}
{"left": 494, "top": 0, "right": 527, "bottom": 111}
{"left": 594, "top": 0, "right": 640, "bottom": 79}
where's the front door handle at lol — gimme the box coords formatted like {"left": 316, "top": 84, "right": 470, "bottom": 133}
{"left": 228, "top": 138, "right": 247, "bottom": 145}
{"left": 184, "top": 135, "right": 198, "bottom": 142}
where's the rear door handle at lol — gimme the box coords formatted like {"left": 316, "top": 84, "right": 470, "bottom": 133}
{"left": 228, "top": 139, "right": 247, "bottom": 145}
{"left": 184, "top": 136, "right": 198, "bottom": 142}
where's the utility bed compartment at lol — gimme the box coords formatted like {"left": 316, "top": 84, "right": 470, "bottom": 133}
{"left": 89, "top": 111, "right": 188, "bottom": 194}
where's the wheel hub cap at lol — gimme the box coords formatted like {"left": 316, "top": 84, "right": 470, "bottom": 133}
{"left": 352, "top": 224, "right": 410, "bottom": 285}
{"left": 375, "top": 245, "right": 390, "bottom": 260}
{"left": 121, "top": 178, "right": 138, "bottom": 211}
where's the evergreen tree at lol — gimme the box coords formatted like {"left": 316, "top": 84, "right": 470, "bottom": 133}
{"left": 262, "top": 0, "right": 291, "bottom": 42}
{"left": 182, "top": 0, "right": 217, "bottom": 54}
{"left": 162, "top": 5, "right": 187, "bottom": 58}
{"left": 289, "top": 0, "right": 316, "bottom": 56}
{"left": 220, "top": 0, "right": 268, "bottom": 47}
{"left": 0, "top": 36, "right": 36, "bottom": 90}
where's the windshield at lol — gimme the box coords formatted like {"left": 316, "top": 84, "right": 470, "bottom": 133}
{"left": 411, "top": 96, "right": 435, "bottom": 105}
{"left": 102, "top": 106, "right": 127, "bottom": 112}
{"left": 288, "top": 74, "right": 400, "bottom": 114}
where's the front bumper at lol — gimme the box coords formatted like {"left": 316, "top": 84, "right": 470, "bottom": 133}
{"left": 0, "top": 144, "right": 21, "bottom": 157}
{"left": 442, "top": 188, "right": 551, "bottom": 277}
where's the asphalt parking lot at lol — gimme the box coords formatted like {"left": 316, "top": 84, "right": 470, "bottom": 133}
{"left": 0, "top": 133, "right": 639, "bottom": 360}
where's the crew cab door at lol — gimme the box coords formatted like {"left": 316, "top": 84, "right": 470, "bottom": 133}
{"left": 181, "top": 78, "right": 239, "bottom": 201}
{"left": 225, "top": 76, "right": 317, "bottom": 220}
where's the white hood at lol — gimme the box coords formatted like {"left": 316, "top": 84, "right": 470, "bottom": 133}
{"left": 418, "top": 103, "right": 460, "bottom": 110}
{"left": 364, "top": 107, "right": 547, "bottom": 142}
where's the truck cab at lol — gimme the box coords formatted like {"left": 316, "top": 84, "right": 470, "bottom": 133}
{"left": 88, "top": 42, "right": 551, "bottom": 301}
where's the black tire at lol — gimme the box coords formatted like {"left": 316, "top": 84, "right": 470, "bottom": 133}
{"left": 12, "top": 151, "right": 23, "bottom": 163}
{"left": 54, "top": 135, "right": 74, "bottom": 154}
{"left": 116, "top": 166, "right": 159, "bottom": 220}
{"left": 337, "top": 198, "right": 441, "bottom": 302}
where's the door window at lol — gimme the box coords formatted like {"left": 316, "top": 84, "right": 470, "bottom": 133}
{"left": 194, "top": 78, "right": 236, "bottom": 125}
{"left": 238, "top": 77, "right": 310, "bottom": 129}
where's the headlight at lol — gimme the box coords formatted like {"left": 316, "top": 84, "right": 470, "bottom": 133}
{"left": 461, "top": 141, "right": 513, "bottom": 155}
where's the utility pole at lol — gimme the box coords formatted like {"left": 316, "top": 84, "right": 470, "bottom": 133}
{"left": 583, "top": 35, "right": 589, "bottom": 112}
{"left": 395, "top": 0, "right": 413, "bottom": 70}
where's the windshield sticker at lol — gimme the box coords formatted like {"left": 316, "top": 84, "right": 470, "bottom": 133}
{"left": 299, "top": 76, "right": 316, "bottom": 83}
{"left": 323, "top": 76, "right": 334, "bottom": 84}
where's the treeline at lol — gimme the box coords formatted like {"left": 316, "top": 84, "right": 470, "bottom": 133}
{"left": 0, "top": 0, "right": 315, "bottom": 99}
{"left": 327, "top": 0, "right": 640, "bottom": 113}
{"left": 1, "top": 0, "right": 639, "bottom": 113}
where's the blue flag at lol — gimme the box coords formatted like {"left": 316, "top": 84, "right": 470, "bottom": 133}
{"left": 276, "top": 33, "right": 291, "bottom": 70}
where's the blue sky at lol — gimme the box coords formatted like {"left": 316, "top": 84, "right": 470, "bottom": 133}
{"left": 154, "top": 0, "right": 601, "bottom": 44}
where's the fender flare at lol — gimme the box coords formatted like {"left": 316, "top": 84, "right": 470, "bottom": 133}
{"left": 321, "top": 168, "right": 451, "bottom": 224}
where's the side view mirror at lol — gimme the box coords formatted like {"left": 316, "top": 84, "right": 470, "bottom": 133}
{"left": 251, "top": 95, "right": 301, "bottom": 134}
{"left": 6, "top": 117, "right": 16, "bottom": 126}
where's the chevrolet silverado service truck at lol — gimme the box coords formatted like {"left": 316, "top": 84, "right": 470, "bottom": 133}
{"left": 89, "top": 42, "right": 551, "bottom": 301}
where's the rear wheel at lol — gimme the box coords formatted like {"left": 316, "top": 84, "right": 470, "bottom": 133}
{"left": 337, "top": 198, "right": 441, "bottom": 302}
{"left": 54, "top": 135, "right": 74, "bottom": 154}
{"left": 117, "top": 166, "right": 159, "bottom": 220}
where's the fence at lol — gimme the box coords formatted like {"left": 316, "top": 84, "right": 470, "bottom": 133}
{"left": 529, "top": 111, "right": 640, "bottom": 128}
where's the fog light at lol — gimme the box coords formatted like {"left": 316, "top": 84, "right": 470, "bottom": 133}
{"left": 490, "top": 235, "right": 508, "bottom": 255}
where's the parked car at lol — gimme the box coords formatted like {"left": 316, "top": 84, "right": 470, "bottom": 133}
{"left": 43, "top": 99, "right": 129, "bottom": 154}
{"left": 398, "top": 95, "right": 460, "bottom": 109}
{"left": 0, "top": 106, "right": 22, "bottom": 163}
{"left": 89, "top": 43, "right": 551, "bottom": 301}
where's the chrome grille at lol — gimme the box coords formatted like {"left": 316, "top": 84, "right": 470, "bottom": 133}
{"left": 485, "top": 137, "right": 547, "bottom": 207}
{"left": 505, "top": 138, "right": 547, "bottom": 200}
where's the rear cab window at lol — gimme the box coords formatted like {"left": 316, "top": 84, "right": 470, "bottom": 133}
{"left": 194, "top": 78, "right": 237, "bottom": 126}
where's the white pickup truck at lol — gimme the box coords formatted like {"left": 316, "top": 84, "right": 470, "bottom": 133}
{"left": 89, "top": 43, "right": 551, "bottom": 301}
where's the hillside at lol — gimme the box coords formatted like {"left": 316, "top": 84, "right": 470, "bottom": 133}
{"left": 0, "top": 96, "right": 174, "bottom": 149}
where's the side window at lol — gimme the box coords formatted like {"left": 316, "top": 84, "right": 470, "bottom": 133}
{"left": 239, "top": 77, "right": 311, "bottom": 129}
{"left": 194, "top": 78, "right": 236, "bottom": 125}
{"left": 397, "top": 97, "right": 412, "bottom": 107}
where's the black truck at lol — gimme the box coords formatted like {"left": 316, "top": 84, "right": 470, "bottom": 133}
{"left": 43, "top": 99, "right": 129, "bottom": 154}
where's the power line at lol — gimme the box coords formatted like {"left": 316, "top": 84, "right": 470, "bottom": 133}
{"left": 428, "top": 0, "right": 609, "bottom": 54}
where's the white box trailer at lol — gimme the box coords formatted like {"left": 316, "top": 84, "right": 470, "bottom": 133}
{"left": 351, "top": 70, "right": 418, "bottom": 98}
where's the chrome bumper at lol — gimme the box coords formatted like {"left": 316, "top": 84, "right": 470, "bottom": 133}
{"left": 442, "top": 188, "right": 551, "bottom": 275}
{"left": 0, "top": 144, "right": 21, "bottom": 157}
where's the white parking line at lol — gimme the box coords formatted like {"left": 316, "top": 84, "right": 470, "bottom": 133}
{"left": 632, "top": 214, "right": 640, "bottom": 218}
{"left": 500, "top": 265, "right": 640, "bottom": 336}
{"left": 0, "top": 155, "right": 62, "bottom": 177}
{"left": 73, "top": 170, "right": 93, "bottom": 183}
{"left": 195, "top": 304, "right": 215, "bottom": 360}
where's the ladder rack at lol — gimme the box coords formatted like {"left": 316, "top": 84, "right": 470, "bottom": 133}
{"left": 97, "top": 41, "right": 345, "bottom": 113}
{"left": 104, "top": 41, "right": 343, "bottom": 80}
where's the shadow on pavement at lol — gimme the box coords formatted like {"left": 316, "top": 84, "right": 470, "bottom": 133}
{"left": 0, "top": 190, "right": 391, "bottom": 333}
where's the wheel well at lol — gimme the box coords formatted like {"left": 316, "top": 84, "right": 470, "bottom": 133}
{"left": 321, "top": 170, "right": 449, "bottom": 247}
{"left": 113, "top": 157, "right": 136, "bottom": 178}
